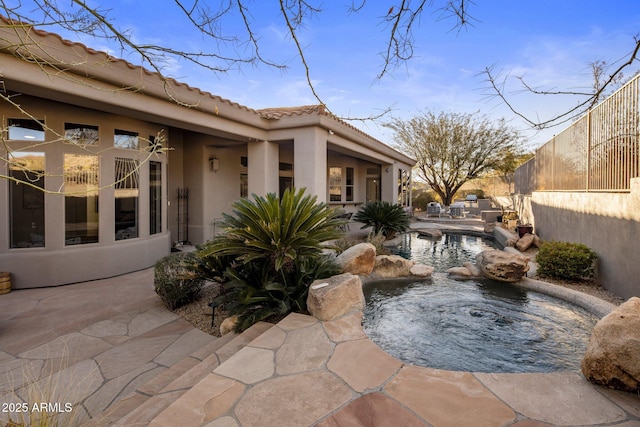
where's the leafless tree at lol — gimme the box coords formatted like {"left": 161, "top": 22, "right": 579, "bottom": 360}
{"left": 0, "top": 0, "right": 474, "bottom": 190}
{"left": 385, "top": 110, "right": 522, "bottom": 205}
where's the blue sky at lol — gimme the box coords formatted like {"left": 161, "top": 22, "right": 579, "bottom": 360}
{"left": 41, "top": 1, "right": 640, "bottom": 149}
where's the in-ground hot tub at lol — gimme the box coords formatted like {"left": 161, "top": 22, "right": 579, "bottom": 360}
{"left": 362, "top": 232, "right": 599, "bottom": 373}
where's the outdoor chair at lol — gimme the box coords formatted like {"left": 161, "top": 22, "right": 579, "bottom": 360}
{"left": 426, "top": 202, "right": 445, "bottom": 217}
{"left": 448, "top": 202, "right": 466, "bottom": 218}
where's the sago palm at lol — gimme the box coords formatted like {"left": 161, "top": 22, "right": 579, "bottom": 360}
{"left": 353, "top": 201, "right": 410, "bottom": 239}
{"left": 199, "top": 188, "right": 344, "bottom": 331}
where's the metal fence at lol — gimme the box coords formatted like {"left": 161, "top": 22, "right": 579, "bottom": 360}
{"left": 515, "top": 74, "right": 640, "bottom": 193}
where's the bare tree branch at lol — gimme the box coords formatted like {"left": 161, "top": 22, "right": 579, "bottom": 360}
{"left": 482, "top": 36, "right": 640, "bottom": 130}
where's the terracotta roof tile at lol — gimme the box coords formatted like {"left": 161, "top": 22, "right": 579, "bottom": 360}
{"left": 1, "top": 17, "right": 406, "bottom": 158}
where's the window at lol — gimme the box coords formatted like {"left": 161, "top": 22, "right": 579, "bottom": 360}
{"left": 329, "top": 167, "right": 342, "bottom": 202}
{"left": 114, "top": 129, "right": 139, "bottom": 149}
{"left": 115, "top": 157, "right": 139, "bottom": 240}
{"left": 240, "top": 173, "right": 248, "bottom": 198}
{"left": 64, "top": 154, "right": 99, "bottom": 245}
{"left": 240, "top": 156, "right": 248, "bottom": 198}
{"left": 64, "top": 123, "right": 99, "bottom": 146}
{"left": 346, "top": 167, "right": 354, "bottom": 202}
{"left": 398, "top": 169, "right": 411, "bottom": 207}
{"left": 150, "top": 161, "right": 162, "bottom": 235}
{"left": 9, "top": 152, "right": 45, "bottom": 248}
{"left": 8, "top": 118, "right": 45, "bottom": 141}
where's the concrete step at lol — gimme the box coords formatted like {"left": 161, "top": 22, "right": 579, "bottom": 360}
{"left": 96, "top": 321, "right": 274, "bottom": 426}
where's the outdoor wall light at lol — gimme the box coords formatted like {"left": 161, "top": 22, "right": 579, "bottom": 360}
{"left": 209, "top": 157, "right": 220, "bottom": 172}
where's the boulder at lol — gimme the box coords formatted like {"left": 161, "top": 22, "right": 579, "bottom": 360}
{"left": 515, "top": 233, "right": 535, "bottom": 252}
{"left": 581, "top": 297, "right": 640, "bottom": 392}
{"left": 505, "top": 236, "right": 518, "bottom": 247}
{"left": 532, "top": 235, "right": 543, "bottom": 248}
{"left": 220, "top": 315, "right": 239, "bottom": 336}
{"left": 483, "top": 222, "right": 496, "bottom": 234}
{"left": 447, "top": 266, "right": 472, "bottom": 279}
{"left": 372, "top": 255, "right": 414, "bottom": 278}
{"left": 463, "top": 261, "right": 482, "bottom": 277}
{"left": 418, "top": 228, "right": 443, "bottom": 238}
{"left": 307, "top": 273, "right": 365, "bottom": 321}
{"left": 410, "top": 263, "right": 434, "bottom": 278}
{"left": 476, "top": 250, "right": 529, "bottom": 282}
{"left": 335, "top": 243, "right": 376, "bottom": 275}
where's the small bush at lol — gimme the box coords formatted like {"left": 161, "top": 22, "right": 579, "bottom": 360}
{"left": 353, "top": 201, "right": 410, "bottom": 239}
{"left": 412, "top": 191, "right": 438, "bottom": 211}
{"left": 535, "top": 241, "right": 597, "bottom": 280}
{"left": 154, "top": 253, "right": 204, "bottom": 309}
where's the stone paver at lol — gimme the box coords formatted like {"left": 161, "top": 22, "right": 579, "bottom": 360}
{"left": 316, "top": 392, "right": 428, "bottom": 427}
{"left": 327, "top": 338, "right": 402, "bottom": 392}
{"left": 475, "top": 371, "right": 628, "bottom": 425}
{"left": 3, "top": 261, "right": 640, "bottom": 427}
{"left": 213, "top": 347, "right": 274, "bottom": 384}
{"left": 275, "top": 322, "right": 333, "bottom": 375}
{"left": 234, "top": 371, "right": 352, "bottom": 427}
{"left": 0, "top": 269, "right": 218, "bottom": 426}
{"left": 385, "top": 365, "right": 516, "bottom": 427}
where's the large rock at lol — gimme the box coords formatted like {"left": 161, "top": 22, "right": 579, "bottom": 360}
{"left": 447, "top": 266, "right": 472, "bottom": 279}
{"left": 335, "top": 243, "right": 376, "bottom": 275}
{"left": 463, "top": 261, "right": 482, "bottom": 277}
{"left": 448, "top": 262, "right": 482, "bottom": 280}
{"left": 417, "top": 228, "right": 443, "bottom": 238}
{"left": 476, "top": 250, "right": 529, "bottom": 282}
{"left": 307, "top": 273, "right": 365, "bottom": 321}
{"left": 372, "top": 255, "right": 414, "bottom": 278}
{"left": 515, "top": 233, "right": 535, "bottom": 252}
{"left": 410, "top": 263, "right": 434, "bottom": 278}
{"left": 581, "top": 297, "right": 640, "bottom": 392}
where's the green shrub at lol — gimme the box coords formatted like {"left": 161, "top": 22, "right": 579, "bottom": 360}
{"left": 154, "top": 253, "right": 204, "bottom": 309}
{"left": 535, "top": 241, "right": 597, "bottom": 280}
{"left": 411, "top": 191, "right": 438, "bottom": 211}
{"left": 353, "top": 201, "right": 410, "bottom": 239}
{"left": 199, "top": 188, "right": 344, "bottom": 331}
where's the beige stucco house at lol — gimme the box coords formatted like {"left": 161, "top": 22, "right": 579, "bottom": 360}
{"left": 0, "top": 21, "right": 415, "bottom": 289}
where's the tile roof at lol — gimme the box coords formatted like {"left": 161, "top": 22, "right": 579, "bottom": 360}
{"left": 258, "top": 105, "right": 328, "bottom": 119}
{"left": 1, "top": 17, "right": 411, "bottom": 162}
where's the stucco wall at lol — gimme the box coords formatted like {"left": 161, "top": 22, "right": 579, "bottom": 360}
{"left": 518, "top": 178, "right": 640, "bottom": 299}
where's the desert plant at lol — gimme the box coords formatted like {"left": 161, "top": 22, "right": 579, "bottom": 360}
{"left": 200, "top": 188, "right": 344, "bottom": 331}
{"left": 353, "top": 201, "right": 410, "bottom": 239}
{"left": 535, "top": 241, "right": 597, "bottom": 280}
{"left": 154, "top": 253, "right": 205, "bottom": 310}
{"left": 201, "top": 188, "right": 344, "bottom": 272}
{"left": 213, "top": 254, "right": 341, "bottom": 331}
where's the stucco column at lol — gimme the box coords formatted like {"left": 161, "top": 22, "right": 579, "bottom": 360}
{"left": 293, "top": 128, "right": 327, "bottom": 202}
{"left": 248, "top": 140, "right": 279, "bottom": 196}
{"left": 380, "top": 163, "right": 398, "bottom": 204}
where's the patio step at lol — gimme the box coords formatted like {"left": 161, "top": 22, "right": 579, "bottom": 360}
{"left": 96, "top": 321, "right": 274, "bottom": 427}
